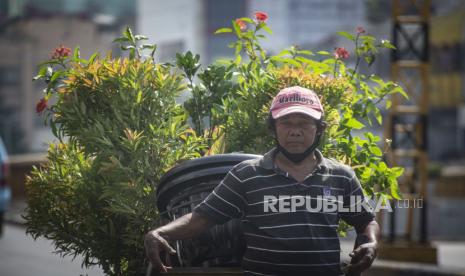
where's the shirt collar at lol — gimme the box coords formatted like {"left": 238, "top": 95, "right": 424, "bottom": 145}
{"left": 260, "top": 147, "right": 328, "bottom": 171}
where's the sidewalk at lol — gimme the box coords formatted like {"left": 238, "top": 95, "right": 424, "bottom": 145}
{"left": 340, "top": 238, "right": 465, "bottom": 276}
{"left": 4, "top": 199, "right": 27, "bottom": 226}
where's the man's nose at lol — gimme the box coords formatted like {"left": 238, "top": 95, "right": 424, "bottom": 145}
{"left": 289, "top": 126, "right": 302, "bottom": 136}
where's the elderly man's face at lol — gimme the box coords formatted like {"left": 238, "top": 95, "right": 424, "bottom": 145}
{"left": 275, "top": 113, "right": 318, "bottom": 153}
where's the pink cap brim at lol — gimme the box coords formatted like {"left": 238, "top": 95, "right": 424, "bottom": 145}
{"left": 271, "top": 106, "right": 322, "bottom": 120}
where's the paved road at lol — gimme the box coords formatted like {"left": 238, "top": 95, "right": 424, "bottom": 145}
{"left": 0, "top": 224, "right": 104, "bottom": 276}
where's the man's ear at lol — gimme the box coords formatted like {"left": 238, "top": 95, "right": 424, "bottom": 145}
{"left": 317, "top": 121, "right": 327, "bottom": 135}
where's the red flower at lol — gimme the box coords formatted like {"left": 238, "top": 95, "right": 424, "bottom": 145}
{"left": 36, "top": 98, "right": 48, "bottom": 114}
{"left": 334, "top": 47, "right": 350, "bottom": 59}
{"left": 235, "top": 19, "right": 247, "bottom": 31}
{"left": 255, "top": 11, "right": 268, "bottom": 23}
{"left": 51, "top": 45, "right": 71, "bottom": 59}
{"left": 356, "top": 26, "right": 366, "bottom": 34}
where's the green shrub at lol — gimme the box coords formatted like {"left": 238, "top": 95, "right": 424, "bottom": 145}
{"left": 25, "top": 29, "right": 206, "bottom": 275}
{"left": 180, "top": 17, "right": 406, "bottom": 234}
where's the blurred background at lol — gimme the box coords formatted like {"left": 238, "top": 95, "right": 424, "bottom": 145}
{"left": 0, "top": 0, "right": 464, "bottom": 275}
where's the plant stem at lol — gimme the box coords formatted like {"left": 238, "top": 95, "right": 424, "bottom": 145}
{"left": 351, "top": 58, "right": 361, "bottom": 82}
{"left": 188, "top": 78, "right": 202, "bottom": 135}
{"left": 350, "top": 34, "right": 361, "bottom": 81}
{"left": 333, "top": 59, "right": 338, "bottom": 78}
{"left": 373, "top": 91, "right": 390, "bottom": 106}
{"left": 208, "top": 111, "right": 213, "bottom": 144}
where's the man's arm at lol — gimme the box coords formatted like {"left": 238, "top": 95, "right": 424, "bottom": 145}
{"left": 355, "top": 219, "right": 380, "bottom": 244}
{"left": 151, "top": 211, "right": 215, "bottom": 240}
{"left": 144, "top": 211, "right": 214, "bottom": 273}
{"left": 145, "top": 168, "right": 246, "bottom": 273}
{"left": 347, "top": 220, "right": 381, "bottom": 274}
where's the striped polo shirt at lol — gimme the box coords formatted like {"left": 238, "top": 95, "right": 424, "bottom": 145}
{"left": 193, "top": 148, "right": 375, "bottom": 276}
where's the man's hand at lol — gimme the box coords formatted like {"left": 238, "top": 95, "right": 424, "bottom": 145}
{"left": 346, "top": 241, "right": 378, "bottom": 274}
{"left": 143, "top": 212, "right": 214, "bottom": 273}
{"left": 144, "top": 230, "right": 177, "bottom": 273}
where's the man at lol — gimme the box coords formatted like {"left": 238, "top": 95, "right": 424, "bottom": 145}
{"left": 145, "top": 86, "right": 380, "bottom": 275}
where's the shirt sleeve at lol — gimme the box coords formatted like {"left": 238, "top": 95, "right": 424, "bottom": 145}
{"left": 193, "top": 168, "right": 247, "bottom": 225}
{"left": 339, "top": 172, "right": 375, "bottom": 227}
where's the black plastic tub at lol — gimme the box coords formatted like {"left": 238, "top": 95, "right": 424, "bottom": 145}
{"left": 156, "top": 153, "right": 261, "bottom": 267}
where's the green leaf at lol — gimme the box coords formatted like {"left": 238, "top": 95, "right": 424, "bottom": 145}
{"left": 391, "top": 85, "right": 409, "bottom": 99}
{"left": 235, "top": 42, "right": 243, "bottom": 56}
{"left": 390, "top": 182, "right": 402, "bottom": 200}
{"left": 234, "top": 55, "right": 242, "bottom": 64}
{"left": 232, "top": 20, "right": 243, "bottom": 37}
{"left": 136, "top": 91, "right": 142, "bottom": 104}
{"left": 385, "top": 99, "right": 392, "bottom": 109}
{"left": 33, "top": 66, "right": 48, "bottom": 80}
{"left": 50, "top": 119, "right": 58, "bottom": 137}
{"left": 360, "top": 167, "right": 372, "bottom": 179}
{"left": 262, "top": 25, "right": 273, "bottom": 34}
{"left": 73, "top": 46, "right": 80, "bottom": 60}
{"left": 364, "top": 132, "right": 374, "bottom": 143}
{"left": 122, "top": 45, "right": 135, "bottom": 50}
{"left": 88, "top": 52, "right": 98, "bottom": 64}
{"left": 214, "top": 28, "right": 233, "bottom": 34}
{"left": 281, "top": 58, "right": 301, "bottom": 67}
{"left": 276, "top": 49, "right": 292, "bottom": 57}
{"left": 295, "top": 56, "right": 311, "bottom": 64}
{"left": 380, "top": 39, "right": 396, "bottom": 49}
{"left": 239, "top": 17, "right": 254, "bottom": 24}
{"left": 150, "top": 44, "right": 157, "bottom": 57}
{"left": 337, "top": 31, "right": 355, "bottom": 41}
{"left": 317, "top": 51, "right": 330, "bottom": 55}
{"left": 369, "top": 74, "right": 382, "bottom": 83}
{"left": 140, "top": 44, "right": 155, "bottom": 49}
{"left": 360, "top": 35, "right": 376, "bottom": 42}
{"left": 345, "top": 118, "right": 365, "bottom": 129}
{"left": 134, "top": 35, "right": 148, "bottom": 41}
{"left": 113, "top": 37, "right": 129, "bottom": 43}
{"left": 297, "top": 50, "right": 313, "bottom": 56}
{"left": 50, "top": 71, "right": 63, "bottom": 83}
{"left": 391, "top": 167, "right": 404, "bottom": 178}
{"left": 369, "top": 145, "right": 382, "bottom": 156}
{"left": 353, "top": 136, "right": 366, "bottom": 146}
{"left": 125, "top": 26, "right": 135, "bottom": 44}
{"left": 374, "top": 108, "right": 382, "bottom": 124}
{"left": 79, "top": 101, "right": 86, "bottom": 115}
{"left": 364, "top": 53, "right": 375, "bottom": 66}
